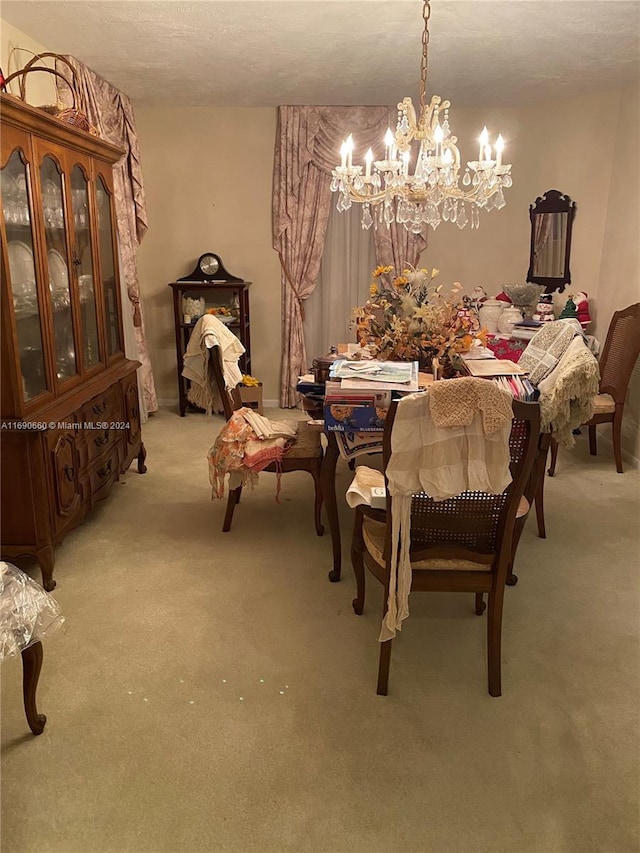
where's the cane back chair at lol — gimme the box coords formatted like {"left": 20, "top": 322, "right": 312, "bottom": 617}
{"left": 548, "top": 302, "right": 640, "bottom": 475}
{"left": 351, "top": 398, "right": 540, "bottom": 697}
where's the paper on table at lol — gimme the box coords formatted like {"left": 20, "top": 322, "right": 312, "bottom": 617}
{"left": 461, "top": 346, "right": 497, "bottom": 360}
{"left": 331, "top": 360, "right": 415, "bottom": 384}
{"left": 465, "top": 359, "right": 526, "bottom": 376}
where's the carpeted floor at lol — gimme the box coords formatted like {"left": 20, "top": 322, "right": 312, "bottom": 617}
{"left": 2, "top": 408, "right": 639, "bottom": 853}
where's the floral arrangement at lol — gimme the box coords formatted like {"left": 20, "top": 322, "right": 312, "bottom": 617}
{"left": 351, "top": 264, "right": 485, "bottom": 373}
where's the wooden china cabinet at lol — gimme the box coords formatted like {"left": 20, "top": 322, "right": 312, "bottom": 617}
{"left": 0, "top": 93, "right": 146, "bottom": 590}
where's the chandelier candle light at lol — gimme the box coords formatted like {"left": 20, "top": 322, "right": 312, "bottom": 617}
{"left": 331, "top": 0, "right": 512, "bottom": 233}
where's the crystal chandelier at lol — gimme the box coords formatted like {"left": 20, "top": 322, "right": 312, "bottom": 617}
{"left": 330, "top": 0, "right": 512, "bottom": 233}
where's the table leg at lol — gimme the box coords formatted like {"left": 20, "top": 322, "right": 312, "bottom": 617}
{"left": 22, "top": 641, "right": 46, "bottom": 735}
{"left": 321, "top": 432, "right": 342, "bottom": 582}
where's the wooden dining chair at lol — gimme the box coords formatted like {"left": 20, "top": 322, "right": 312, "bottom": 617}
{"left": 351, "top": 398, "right": 540, "bottom": 697}
{"left": 548, "top": 302, "right": 640, "bottom": 475}
{"left": 208, "top": 344, "right": 324, "bottom": 535}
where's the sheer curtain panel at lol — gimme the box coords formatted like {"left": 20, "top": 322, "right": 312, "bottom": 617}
{"left": 304, "top": 204, "right": 376, "bottom": 362}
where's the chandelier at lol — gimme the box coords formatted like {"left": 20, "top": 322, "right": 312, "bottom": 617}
{"left": 330, "top": 0, "right": 512, "bottom": 234}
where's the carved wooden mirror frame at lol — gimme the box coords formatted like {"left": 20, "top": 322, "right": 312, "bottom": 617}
{"left": 526, "top": 189, "right": 577, "bottom": 293}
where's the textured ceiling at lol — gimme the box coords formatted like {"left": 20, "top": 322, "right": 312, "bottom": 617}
{"left": 2, "top": 0, "right": 639, "bottom": 108}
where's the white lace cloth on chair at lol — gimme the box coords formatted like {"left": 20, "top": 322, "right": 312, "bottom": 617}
{"left": 182, "top": 315, "right": 245, "bottom": 413}
{"left": 380, "top": 384, "right": 513, "bottom": 642}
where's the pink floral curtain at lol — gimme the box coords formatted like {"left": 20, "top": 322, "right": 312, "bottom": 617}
{"left": 56, "top": 56, "right": 157, "bottom": 414}
{"left": 273, "top": 105, "right": 396, "bottom": 406}
{"left": 373, "top": 209, "right": 427, "bottom": 273}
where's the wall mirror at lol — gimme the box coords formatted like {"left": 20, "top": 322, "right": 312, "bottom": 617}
{"left": 526, "top": 189, "right": 576, "bottom": 293}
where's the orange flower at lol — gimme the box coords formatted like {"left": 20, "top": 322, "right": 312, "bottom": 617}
{"left": 372, "top": 265, "right": 393, "bottom": 278}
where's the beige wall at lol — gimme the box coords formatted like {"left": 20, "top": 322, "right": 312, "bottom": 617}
{"left": 133, "top": 107, "right": 282, "bottom": 404}
{"left": 0, "top": 20, "right": 54, "bottom": 104}
{"left": 423, "top": 91, "right": 619, "bottom": 309}
{"left": 596, "top": 85, "right": 640, "bottom": 462}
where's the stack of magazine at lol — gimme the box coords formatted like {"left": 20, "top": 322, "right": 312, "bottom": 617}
{"left": 324, "top": 360, "right": 419, "bottom": 432}
{"left": 329, "top": 359, "right": 418, "bottom": 390}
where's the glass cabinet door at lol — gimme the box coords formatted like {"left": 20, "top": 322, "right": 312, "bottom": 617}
{"left": 96, "top": 175, "right": 122, "bottom": 357}
{"left": 40, "top": 155, "right": 77, "bottom": 383}
{"left": 1, "top": 149, "right": 48, "bottom": 400}
{"left": 70, "top": 164, "right": 100, "bottom": 368}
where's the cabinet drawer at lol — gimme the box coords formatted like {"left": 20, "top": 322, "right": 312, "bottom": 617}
{"left": 88, "top": 444, "right": 120, "bottom": 502}
{"left": 81, "top": 384, "right": 121, "bottom": 426}
{"left": 84, "top": 426, "right": 118, "bottom": 465}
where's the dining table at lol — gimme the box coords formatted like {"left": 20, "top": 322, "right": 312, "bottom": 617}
{"left": 298, "top": 359, "right": 551, "bottom": 586}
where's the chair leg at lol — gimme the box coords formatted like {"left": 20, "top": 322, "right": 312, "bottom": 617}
{"left": 475, "top": 593, "right": 486, "bottom": 615}
{"left": 21, "top": 641, "right": 46, "bottom": 735}
{"left": 589, "top": 424, "right": 597, "bottom": 456}
{"left": 547, "top": 437, "right": 558, "bottom": 477}
{"left": 310, "top": 466, "right": 324, "bottom": 536}
{"left": 377, "top": 640, "right": 393, "bottom": 696}
{"left": 351, "top": 511, "right": 366, "bottom": 615}
{"left": 487, "top": 586, "right": 506, "bottom": 697}
{"left": 535, "top": 474, "right": 546, "bottom": 540}
{"left": 376, "top": 579, "right": 393, "bottom": 695}
{"left": 612, "top": 411, "right": 624, "bottom": 473}
{"left": 222, "top": 486, "right": 242, "bottom": 532}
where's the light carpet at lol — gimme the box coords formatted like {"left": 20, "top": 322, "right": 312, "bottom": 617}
{"left": 1, "top": 408, "right": 639, "bottom": 853}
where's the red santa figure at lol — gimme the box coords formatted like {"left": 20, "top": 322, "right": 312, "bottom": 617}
{"left": 573, "top": 292, "right": 591, "bottom": 328}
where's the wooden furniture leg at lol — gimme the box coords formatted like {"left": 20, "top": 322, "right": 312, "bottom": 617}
{"left": 506, "top": 433, "right": 550, "bottom": 586}
{"left": 21, "top": 641, "right": 46, "bottom": 735}
{"left": 535, "top": 476, "right": 546, "bottom": 540}
{"left": 377, "top": 581, "right": 393, "bottom": 696}
{"left": 612, "top": 409, "right": 624, "bottom": 473}
{"left": 137, "top": 442, "right": 148, "bottom": 474}
{"left": 547, "top": 437, "right": 558, "bottom": 476}
{"left": 351, "top": 509, "right": 366, "bottom": 614}
{"left": 222, "top": 486, "right": 243, "bottom": 532}
{"left": 321, "top": 432, "right": 342, "bottom": 582}
{"left": 37, "top": 546, "right": 56, "bottom": 592}
{"left": 310, "top": 465, "right": 324, "bottom": 536}
{"left": 487, "top": 585, "right": 505, "bottom": 698}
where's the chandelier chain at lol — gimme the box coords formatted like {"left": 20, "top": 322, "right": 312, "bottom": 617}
{"left": 420, "top": 0, "right": 431, "bottom": 110}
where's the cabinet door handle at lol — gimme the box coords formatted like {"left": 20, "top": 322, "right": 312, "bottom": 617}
{"left": 92, "top": 398, "right": 107, "bottom": 415}
{"left": 97, "top": 460, "right": 113, "bottom": 479}
{"left": 94, "top": 431, "right": 110, "bottom": 447}
{"left": 64, "top": 465, "right": 75, "bottom": 481}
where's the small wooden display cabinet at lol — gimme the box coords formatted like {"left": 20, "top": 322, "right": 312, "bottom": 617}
{"left": 0, "top": 93, "right": 147, "bottom": 591}
{"left": 169, "top": 253, "right": 251, "bottom": 417}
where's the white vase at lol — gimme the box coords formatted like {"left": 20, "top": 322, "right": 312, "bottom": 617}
{"left": 183, "top": 295, "right": 205, "bottom": 319}
{"left": 498, "top": 305, "right": 524, "bottom": 335}
{"left": 478, "top": 299, "right": 504, "bottom": 334}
